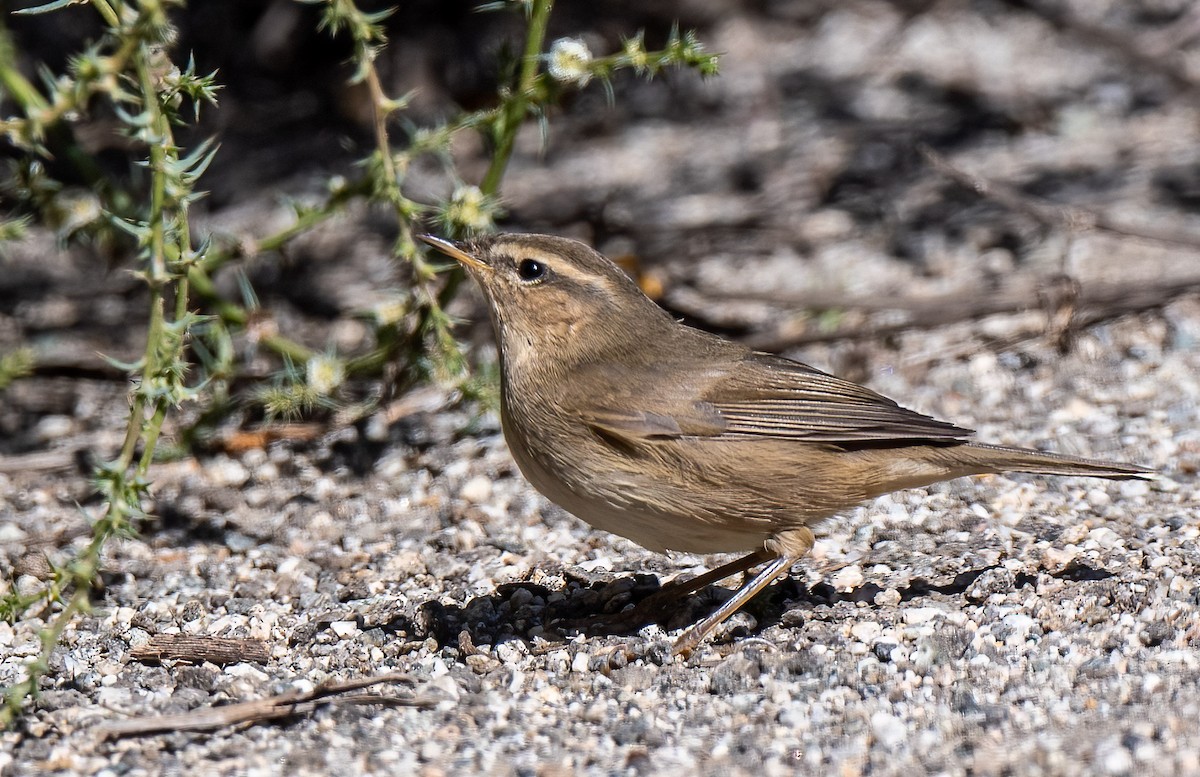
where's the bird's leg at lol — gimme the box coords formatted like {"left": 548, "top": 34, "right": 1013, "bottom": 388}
{"left": 557, "top": 549, "right": 771, "bottom": 635}
{"left": 671, "top": 527, "right": 814, "bottom": 656}
{"left": 641, "top": 548, "right": 773, "bottom": 607}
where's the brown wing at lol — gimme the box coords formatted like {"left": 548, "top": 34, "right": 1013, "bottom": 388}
{"left": 570, "top": 351, "right": 970, "bottom": 447}
{"left": 576, "top": 406, "right": 725, "bottom": 439}
{"left": 703, "top": 352, "right": 972, "bottom": 444}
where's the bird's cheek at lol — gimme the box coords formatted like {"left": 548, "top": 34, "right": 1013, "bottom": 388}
{"left": 551, "top": 320, "right": 577, "bottom": 343}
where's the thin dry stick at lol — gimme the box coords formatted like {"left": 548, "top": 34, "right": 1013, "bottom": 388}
{"left": 736, "top": 274, "right": 1200, "bottom": 350}
{"left": 1012, "top": 0, "right": 1200, "bottom": 96}
{"left": 130, "top": 635, "right": 270, "bottom": 666}
{"left": 672, "top": 146, "right": 1200, "bottom": 349}
{"left": 95, "top": 672, "right": 428, "bottom": 740}
{"left": 917, "top": 145, "right": 1200, "bottom": 250}
{"left": 1141, "top": 3, "right": 1200, "bottom": 57}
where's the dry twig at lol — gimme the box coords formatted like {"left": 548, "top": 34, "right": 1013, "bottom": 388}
{"left": 918, "top": 145, "right": 1200, "bottom": 250}
{"left": 1010, "top": 0, "right": 1200, "bottom": 96}
{"left": 709, "top": 274, "right": 1200, "bottom": 351}
{"left": 94, "top": 672, "right": 428, "bottom": 740}
{"left": 130, "top": 634, "right": 270, "bottom": 666}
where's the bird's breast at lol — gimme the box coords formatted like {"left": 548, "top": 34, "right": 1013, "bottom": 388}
{"left": 497, "top": 387, "right": 781, "bottom": 554}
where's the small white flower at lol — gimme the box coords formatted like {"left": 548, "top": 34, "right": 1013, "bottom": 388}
{"left": 373, "top": 298, "right": 407, "bottom": 327}
{"left": 58, "top": 190, "right": 102, "bottom": 235}
{"left": 446, "top": 185, "right": 493, "bottom": 231}
{"left": 306, "top": 355, "right": 345, "bottom": 396}
{"left": 547, "top": 38, "right": 593, "bottom": 86}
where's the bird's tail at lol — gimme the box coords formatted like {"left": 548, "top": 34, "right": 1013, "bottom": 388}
{"left": 953, "top": 443, "right": 1155, "bottom": 480}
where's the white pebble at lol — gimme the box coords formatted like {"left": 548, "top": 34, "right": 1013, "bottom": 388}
{"left": 830, "top": 565, "right": 864, "bottom": 590}
{"left": 903, "top": 607, "right": 942, "bottom": 625}
{"left": 850, "top": 621, "right": 882, "bottom": 642}
{"left": 874, "top": 588, "right": 902, "bottom": 607}
{"left": 1088, "top": 527, "right": 1123, "bottom": 549}
{"left": 496, "top": 642, "right": 526, "bottom": 664}
{"left": 459, "top": 475, "right": 494, "bottom": 504}
{"left": 871, "top": 711, "right": 907, "bottom": 749}
{"left": 206, "top": 456, "right": 248, "bottom": 487}
{"left": 1119, "top": 480, "right": 1150, "bottom": 498}
{"left": 1001, "top": 613, "right": 1036, "bottom": 642}
{"left": 1095, "top": 739, "right": 1133, "bottom": 776}
{"left": 330, "top": 620, "right": 359, "bottom": 638}
{"left": 33, "top": 415, "right": 74, "bottom": 441}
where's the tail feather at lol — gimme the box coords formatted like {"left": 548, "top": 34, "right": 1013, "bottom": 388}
{"left": 957, "top": 443, "right": 1155, "bottom": 481}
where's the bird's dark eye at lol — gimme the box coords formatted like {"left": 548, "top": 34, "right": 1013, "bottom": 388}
{"left": 517, "top": 258, "right": 547, "bottom": 282}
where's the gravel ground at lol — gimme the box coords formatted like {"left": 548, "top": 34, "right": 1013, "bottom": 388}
{"left": 3, "top": 2, "right": 1200, "bottom": 775}
{"left": 1, "top": 310, "right": 1196, "bottom": 776}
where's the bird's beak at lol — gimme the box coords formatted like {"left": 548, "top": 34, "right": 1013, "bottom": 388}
{"left": 418, "top": 234, "right": 491, "bottom": 273}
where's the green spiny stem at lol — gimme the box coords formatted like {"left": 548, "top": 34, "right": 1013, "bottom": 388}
{"left": 480, "top": 0, "right": 553, "bottom": 197}
{"left": 89, "top": 0, "right": 119, "bottom": 28}
{"left": 1, "top": 0, "right": 210, "bottom": 728}
{"left": 428, "top": 0, "right": 552, "bottom": 372}
{"left": 0, "top": 24, "right": 48, "bottom": 111}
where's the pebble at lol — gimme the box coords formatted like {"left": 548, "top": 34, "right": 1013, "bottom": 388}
{"left": 903, "top": 608, "right": 943, "bottom": 625}
{"left": 33, "top": 415, "right": 73, "bottom": 441}
{"left": 874, "top": 588, "right": 902, "bottom": 607}
{"left": 850, "top": 621, "right": 882, "bottom": 642}
{"left": 459, "top": 476, "right": 493, "bottom": 504}
{"left": 830, "top": 565, "right": 864, "bottom": 590}
{"left": 1042, "top": 546, "right": 1077, "bottom": 569}
{"left": 205, "top": 456, "right": 249, "bottom": 488}
{"left": 1094, "top": 738, "right": 1134, "bottom": 776}
{"left": 329, "top": 620, "right": 359, "bottom": 638}
{"left": 871, "top": 711, "right": 907, "bottom": 749}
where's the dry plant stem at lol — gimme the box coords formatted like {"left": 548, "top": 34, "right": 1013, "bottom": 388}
{"left": 917, "top": 145, "right": 1200, "bottom": 251}
{"left": 95, "top": 672, "right": 426, "bottom": 740}
{"left": 130, "top": 634, "right": 270, "bottom": 665}
{"left": 1012, "top": 0, "right": 1200, "bottom": 96}
{"left": 721, "top": 274, "right": 1200, "bottom": 350}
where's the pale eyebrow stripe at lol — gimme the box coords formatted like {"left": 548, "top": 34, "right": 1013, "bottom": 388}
{"left": 505, "top": 248, "right": 618, "bottom": 295}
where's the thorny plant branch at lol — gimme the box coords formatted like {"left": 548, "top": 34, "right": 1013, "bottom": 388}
{"left": 0, "top": 0, "right": 719, "bottom": 728}
{"left": 1, "top": 0, "right": 213, "bottom": 728}
{"left": 480, "top": 0, "right": 553, "bottom": 197}
{"left": 436, "top": 0, "right": 554, "bottom": 317}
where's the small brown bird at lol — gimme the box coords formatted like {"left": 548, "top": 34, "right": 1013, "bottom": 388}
{"left": 421, "top": 232, "right": 1153, "bottom": 655}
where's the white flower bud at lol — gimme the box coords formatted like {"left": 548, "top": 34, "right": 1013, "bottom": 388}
{"left": 306, "top": 355, "right": 345, "bottom": 396}
{"left": 547, "top": 38, "right": 593, "bottom": 86}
